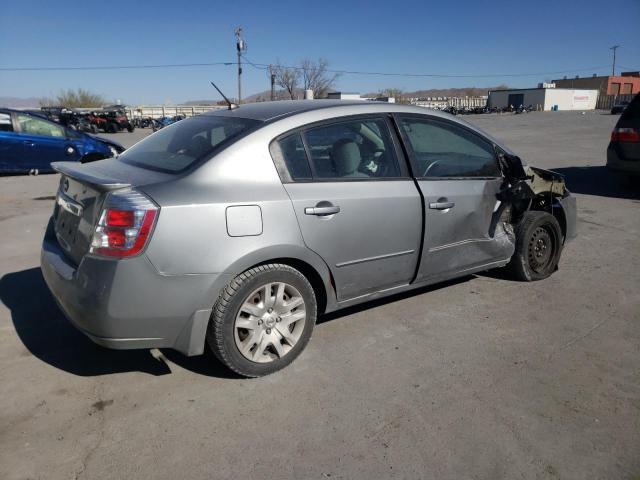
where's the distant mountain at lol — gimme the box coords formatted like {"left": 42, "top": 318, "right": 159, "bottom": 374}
{"left": 0, "top": 96, "right": 50, "bottom": 109}
{"left": 180, "top": 99, "right": 224, "bottom": 106}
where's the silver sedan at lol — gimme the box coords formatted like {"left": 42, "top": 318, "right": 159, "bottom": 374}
{"left": 41, "top": 100, "right": 576, "bottom": 377}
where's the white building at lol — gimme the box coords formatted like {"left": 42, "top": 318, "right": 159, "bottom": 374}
{"left": 488, "top": 85, "right": 598, "bottom": 111}
{"left": 326, "top": 92, "right": 363, "bottom": 100}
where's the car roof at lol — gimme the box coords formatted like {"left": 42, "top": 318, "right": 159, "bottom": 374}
{"left": 201, "top": 99, "right": 511, "bottom": 154}
{"left": 203, "top": 99, "right": 464, "bottom": 122}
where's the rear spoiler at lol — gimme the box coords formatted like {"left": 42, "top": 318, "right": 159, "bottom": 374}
{"left": 52, "top": 161, "right": 131, "bottom": 191}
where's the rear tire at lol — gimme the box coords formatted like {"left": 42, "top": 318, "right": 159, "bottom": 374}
{"left": 207, "top": 264, "right": 317, "bottom": 377}
{"left": 126, "top": 123, "right": 134, "bottom": 132}
{"left": 506, "top": 211, "right": 563, "bottom": 281}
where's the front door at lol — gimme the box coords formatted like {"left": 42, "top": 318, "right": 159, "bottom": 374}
{"left": 16, "top": 113, "right": 79, "bottom": 171}
{"left": 274, "top": 116, "right": 422, "bottom": 301}
{"left": 395, "top": 114, "right": 514, "bottom": 282}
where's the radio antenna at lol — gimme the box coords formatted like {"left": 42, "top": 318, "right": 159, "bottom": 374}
{"left": 210, "top": 81, "right": 237, "bottom": 110}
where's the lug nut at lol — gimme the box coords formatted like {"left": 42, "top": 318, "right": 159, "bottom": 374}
{"left": 266, "top": 328, "right": 271, "bottom": 334}
{"left": 258, "top": 320, "right": 263, "bottom": 325}
{"left": 276, "top": 317, "right": 281, "bottom": 322}
{"left": 268, "top": 308, "right": 273, "bottom": 313}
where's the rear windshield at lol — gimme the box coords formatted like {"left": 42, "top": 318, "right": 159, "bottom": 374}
{"left": 620, "top": 94, "right": 640, "bottom": 121}
{"left": 119, "top": 115, "right": 260, "bottom": 173}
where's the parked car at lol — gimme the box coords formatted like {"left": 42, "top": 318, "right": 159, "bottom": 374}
{"left": 607, "top": 93, "right": 639, "bottom": 176}
{"left": 41, "top": 100, "right": 576, "bottom": 377}
{"left": 0, "top": 108, "right": 124, "bottom": 173}
{"left": 611, "top": 100, "right": 630, "bottom": 115}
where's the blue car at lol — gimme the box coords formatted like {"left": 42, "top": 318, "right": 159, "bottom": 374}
{"left": 0, "top": 108, "right": 124, "bottom": 174}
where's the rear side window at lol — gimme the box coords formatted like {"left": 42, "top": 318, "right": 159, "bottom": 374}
{"left": 304, "top": 119, "right": 401, "bottom": 179}
{"left": 399, "top": 116, "right": 500, "bottom": 178}
{"left": 0, "top": 113, "right": 12, "bottom": 132}
{"left": 272, "top": 132, "right": 312, "bottom": 180}
{"left": 620, "top": 94, "right": 640, "bottom": 122}
{"left": 119, "top": 115, "right": 260, "bottom": 173}
{"left": 271, "top": 117, "right": 403, "bottom": 182}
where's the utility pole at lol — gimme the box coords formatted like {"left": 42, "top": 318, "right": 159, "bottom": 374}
{"left": 610, "top": 45, "right": 620, "bottom": 77}
{"left": 269, "top": 64, "right": 275, "bottom": 101}
{"left": 235, "top": 27, "right": 246, "bottom": 103}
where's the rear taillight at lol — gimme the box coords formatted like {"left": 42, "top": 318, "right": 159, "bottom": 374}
{"left": 611, "top": 127, "right": 640, "bottom": 143}
{"left": 90, "top": 190, "right": 158, "bottom": 258}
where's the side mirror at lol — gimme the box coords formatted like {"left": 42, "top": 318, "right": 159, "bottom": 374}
{"left": 65, "top": 126, "right": 80, "bottom": 139}
{"left": 498, "top": 152, "right": 529, "bottom": 180}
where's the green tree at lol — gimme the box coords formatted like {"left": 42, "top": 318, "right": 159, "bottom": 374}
{"left": 54, "top": 88, "right": 106, "bottom": 108}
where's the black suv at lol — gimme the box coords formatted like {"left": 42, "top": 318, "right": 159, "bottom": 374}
{"left": 607, "top": 93, "right": 640, "bottom": 176}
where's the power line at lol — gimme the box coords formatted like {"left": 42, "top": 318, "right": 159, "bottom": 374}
{"left": 242, "top": 56, "right": 612, "bottom": 79}
{"left": 0, "top": 57, "right": 615, "bottom": 79}
{"left": 0, "top": 62, "right": 234, "bottom": 72}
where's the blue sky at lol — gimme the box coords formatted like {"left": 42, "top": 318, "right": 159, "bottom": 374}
{"left": 1, "top": 0, "right": 638, "bottom": 104}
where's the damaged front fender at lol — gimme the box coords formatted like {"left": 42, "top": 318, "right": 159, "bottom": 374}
{"left": 495, "top": 153, "right": 576, "bottom": 243}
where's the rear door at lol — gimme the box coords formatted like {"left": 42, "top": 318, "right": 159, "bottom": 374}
{"left": 395, "top": 114, "right": 512, "bottom": 282}
{"left": 15, "top": 113, "right": 80, "bottom": 171}
{"left": 0, "top": 112, "right": 24, "bottom": 172}
{"left": 272, "top": 116, "right": 422, "bottom": 301}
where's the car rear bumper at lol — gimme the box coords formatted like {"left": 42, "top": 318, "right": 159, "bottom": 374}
{"left": 40, "top": 218, "right": 231, "bottom": 356}
{"left": 607, "top": 143, "right": 640, "bottom": 175}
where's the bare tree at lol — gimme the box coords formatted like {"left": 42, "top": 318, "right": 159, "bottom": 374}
{"left": 299, "top": 58, "right": 339, "bottom": 98}
{"left": 273, "top": 62, "right": 300, "bottom": 100}
{"left": 379, "top": 88, "right": 409, "bottom": 104}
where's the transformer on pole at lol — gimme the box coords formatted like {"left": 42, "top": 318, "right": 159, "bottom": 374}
{"left": 269, "top": 64, "right": 276, "bottom": 101}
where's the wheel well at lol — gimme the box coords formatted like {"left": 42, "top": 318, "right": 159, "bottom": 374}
{"left": 528, "top": 194, "right": 567, "bottom": 241}
{"left": 252, "top": 258, "right": 328, "bottom": 315}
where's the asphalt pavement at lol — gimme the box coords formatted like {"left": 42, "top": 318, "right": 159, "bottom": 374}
{"left": 1, "top": 112, "right": 638, "bottom": 480}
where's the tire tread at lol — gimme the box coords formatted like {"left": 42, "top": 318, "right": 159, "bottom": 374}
{"left": 207, "top": 263, "right": 315, "bottom": 377}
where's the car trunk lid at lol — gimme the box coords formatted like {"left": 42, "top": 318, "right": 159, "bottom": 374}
{"left": 51, "top": 159, "right": 171, "bottom": 265}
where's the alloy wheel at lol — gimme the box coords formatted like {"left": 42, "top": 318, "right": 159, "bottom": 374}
{"left": 234, "top": 282, "right": 307, "bottom": 363}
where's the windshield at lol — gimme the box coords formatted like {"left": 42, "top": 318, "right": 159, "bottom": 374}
{"left": 119, "top": 115, "right": 260, "bottom": 173}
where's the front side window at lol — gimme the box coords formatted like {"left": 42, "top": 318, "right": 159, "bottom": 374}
{"left": 118, "top": 115, "right": 260, "bottom": 173}
{"left": 399, "top": 117, "right": 500, "bottom": 178}
{"left": 302, "top": 118, "right": 402, "bottom": 180}
{"left": 0, "top": 113, "right": 12, "bottom": 132}
{"left": 17, "top": 114, "right": 65, "bottom": 138}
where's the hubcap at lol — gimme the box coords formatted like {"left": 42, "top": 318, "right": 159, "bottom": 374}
{"left": 234, "top": 282, "right": 306, "bottom": 363}
{"left": 528, "top": 226, "right": 555, "bottom": 273}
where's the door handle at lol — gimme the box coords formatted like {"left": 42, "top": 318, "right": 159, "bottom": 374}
{"left": 429, "top": 199, "right": 455, "bottom": 210}
{"left": 23, "top": 141, "right": 35, "bottom": 147}
{"left": 305, "top": 205, "right": 340, "bottom": 216}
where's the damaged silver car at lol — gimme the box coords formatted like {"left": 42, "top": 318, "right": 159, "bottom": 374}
{"left": 41, "top": 100, "right": 576, "bottom": 377}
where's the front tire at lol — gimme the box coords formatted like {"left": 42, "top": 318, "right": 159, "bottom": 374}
{"left": 506, "top": 211, "right": 563, "bottom": 281}
{"left": 207, "top": 264, "right": 317, "bottom": 377}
